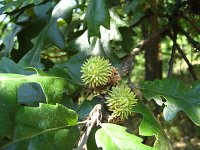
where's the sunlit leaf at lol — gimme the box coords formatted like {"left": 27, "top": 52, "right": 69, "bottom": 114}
{"left": 0, "top": 69, "right": 78, "bottom": 140}
{"left": 95, "top": 123, "right": 153, "bottom": 150}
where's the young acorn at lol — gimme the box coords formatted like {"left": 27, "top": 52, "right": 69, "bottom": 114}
{"left": 81, "top": 56, "right": 112, "bottom": 88}
{"left": 106, "top": 84, "right": 137, "bottom": 120}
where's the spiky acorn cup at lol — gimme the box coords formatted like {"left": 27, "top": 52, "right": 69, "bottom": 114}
{"left": 107, "top": 84, "right": 137, "bottom": 120}
{"left": 81, "top": 56, "right": 112, "bottom": 89}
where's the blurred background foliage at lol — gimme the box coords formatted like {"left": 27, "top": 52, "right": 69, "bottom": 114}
{"left": 0, "top": 0, "right": 200, "bottom": 149}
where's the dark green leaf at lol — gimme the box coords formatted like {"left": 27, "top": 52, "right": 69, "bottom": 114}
{"left": 85, "top": 0, "right": 110, "bottom": 41}
{"left": 95, "top": 123, "right": 153, "bottom": 150}
{"left": 59, "top": 52, "right": 89, "bottom": 82}
{"left": 87, "top": 127, "right": 99, "bottom": 150}
{"left": 19, "top": 25, "right": 49, "bottom": 68}
{"left": 47, "top": 0, "right": 77, "bottom": 49}
{"left": 132, "top": 102, "right": 172, "bottom": 150}
{"left": 18, "top": 83, "right": 46, "bottom": 106}
{"left": 76, "top": 97, "right": 101, "bottom": 120}
{"left": 0, "top": 57, "right": 28, "bottom": 74}
{"left": 141, "top": 79, "right": 200, "bottom": 126}
{"left": 124, "top": 0, "right": 140, "bottom": 14}
{"left": 2, "top": 103, "right": 79, "bottom": 150}
{"left": 0, "top": 0, "right": 23, "bottom": 14}
{"left": 2, "top": 24, "right": 22, "bottom": 56}
{"left": 0, "top": 0, "right": 45, "bottom": 15}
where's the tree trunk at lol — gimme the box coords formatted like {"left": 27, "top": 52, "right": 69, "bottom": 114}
{"left": 143, "top": 0, "right": 162, "bottom": 80}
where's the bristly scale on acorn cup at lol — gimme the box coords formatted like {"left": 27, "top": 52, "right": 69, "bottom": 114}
{"left": 81, "top": 56, "right": 112, "bottom": 88}
{"left": 106, "top": 84, "right": 138, "bottom": 120}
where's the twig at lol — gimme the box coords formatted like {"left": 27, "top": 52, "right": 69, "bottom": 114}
{"left": 167, "top": 32, "right": 177, "bottom": 78}
{"left": 167, "top": 0, "right": 179, "bottom": 78}
{"left": 182, "top": 15, "right": 200, "bottom": 34}
{"left": 168, "top": 33, "right": 197, "bottom": 81}
{"left": 132, "top": 26, "right": 170, "bottom": 57}
{"left": 130, "top": 11, "right": 152, "bottom": 28}
{"left": 74, "top": 104, "right": 102, "bottom": 150}
{"left": 179, "top": 28, "right": 200, "bottom": 51}
{"left": 119, "top": 25, "right": 170, "bottom": 79}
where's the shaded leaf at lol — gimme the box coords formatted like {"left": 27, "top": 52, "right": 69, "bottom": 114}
{"left": 95, "top": 123, "right": 152, "bottom": 150}
{"left": 132, "top": 102, "right": 172, "bottom": 150}
{"left": 0, "top": 57, "right": 28, "bottom": 74}
{"left": 0, "top": 0, "right": 23, "bottom": 14}
{"left": 141, "top": 79, "right": 200, "bottom": 126}
{"left": 87, "top": 127, "right": 99, "bottom": 150}
{"left": 2, "top": 103, "right": 79, "bottom": 150}
{"left": 124, "top": 0, "right": 140, "bottom": 14}
{"left": 18, "top": 83, "right": 46, "bottom": 106}
{"left": 2, "top": 23, "right": 22, "bottom": 56}
{"left": 47, "top": 0, "right": 77, "bottom": 49}
{"left": 19, "top": 25, "right": 49, "bottom": 68}
{"left": 59, "top": 52, "right": 89, "bottom": 82}
{"left": 19, "top": 0, "right": 77, "bottom": 67}
{"left": 0, "top": 0, "right": 45, "bottom": 15}
{"left": 76, "top": 97, "right": 102, "bottom": 120}
{"left": 85, "top": 0, "right": 110, "bottom": 41}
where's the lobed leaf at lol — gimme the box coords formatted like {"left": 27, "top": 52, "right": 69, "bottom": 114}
{"left": 2, "top": 103, "right": 79, "bottom": 150}
{"left": 85, "top": 0, "right": 110, "bottom": 41}
{"left": 19, "top": 0, "right": 77, "bottom": 67}
{"left": 141, "top": 79, "right": 200, "bottom": 126}
{"left": 132, "top": 102, "right": 172, "bottom": 150}
{"left": 0, "top": 69, "right": 78, "bottom": 140}
{"left": 95, "top": 123, "right": 153, "bottom": 150}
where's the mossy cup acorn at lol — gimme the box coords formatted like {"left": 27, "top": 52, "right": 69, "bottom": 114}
{"left": 81, "top": 56, "right": 112, "bottom": 88}
{"left": 107, "top": 84, "right": 137, "bottom": 120}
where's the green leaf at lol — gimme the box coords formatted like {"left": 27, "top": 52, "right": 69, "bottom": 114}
{"left": 19, "top": 24, "right": 49, "bottom": 68}
{"left": 76, "top": 97, "right": 102, "bottom": 120}
{"left": 19, "top": 0, "right": 77, "bottom": 66}
{"left": 0, "top": 0, "right": 23, "bottom": 14}
{"left": 0, "top": 70, "right": 77, "bottom": 139}
{"left": 0, "top": 57, "right": 27, "bottom": 74}
{"left": 132, "top": 102, "right": 172, "bottom": 150}
{"left": 47, "top": 0, "right": 77, "bottom": 49}
{"left": 85, "top": 0, "right": 110, "bottom": 41}
{"left": 87, "top": 127, "right": 99, "bottom": 150}
{"left": 141, "top": 79, "right": 200, "bottom": 126}
{"left": 124, "top": 0, "right": 140, "bottom": 14}
{"left": 59, "top": 52, "right": 89, "bottom": 82}
{"left": 118, "top": 27, "right": 136, "bottom": 53}
{"left": 2, "top": 103, "right": 79, "bottom": 150}
{"left": 95, "top": 123, "right": 153, "bottom": 150}
{"left": 0, "top": 0, "right": 45, "bottom": 14}
{"left": 18, "top": 83, "right": 46, "bottom": 106}
{"left": 2, "top": 24, "right": 22, "bottom": 56}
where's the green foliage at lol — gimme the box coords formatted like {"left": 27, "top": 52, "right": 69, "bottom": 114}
{"left": 141, "top": 79, "right": 200, "bottom": 126}
{"left": 0, "top": 0, "right": 200, "bottom": 149}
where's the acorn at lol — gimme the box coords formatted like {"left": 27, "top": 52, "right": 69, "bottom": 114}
{"left": 106, "top": 84, "right": 137, "bottom": 120}
{"left": 81, "top": 56, "right": 112, "bottom": 88}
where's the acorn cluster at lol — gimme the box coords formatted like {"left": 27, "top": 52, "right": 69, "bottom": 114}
{"left": 81, "top": 56, "right": 137, "bottom": 121}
